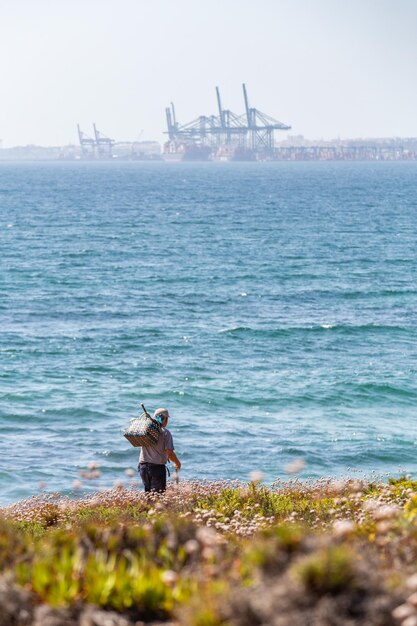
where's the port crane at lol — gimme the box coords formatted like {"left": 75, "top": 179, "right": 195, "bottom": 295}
{"left": 77, "top": 124, "right": 96, "bottom": 158}
{"left": 77, "top": 124, "right": 115, "bottom": 159}
{"left": 164, "top": 84, "right": 291, "bottom": 159}
{"left": 242, "top": 83, "right": 290, "bottom": 152}
{"left": 93, "top": 124, "right": 114, "bottom": 159}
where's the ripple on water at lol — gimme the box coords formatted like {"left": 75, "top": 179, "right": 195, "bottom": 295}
{"left": 1, "top": 162, "right": 417, "bottom": 504}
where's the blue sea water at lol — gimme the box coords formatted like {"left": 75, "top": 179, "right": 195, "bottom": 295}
{"left": 1, "top": 161, "right": 417, "bottom": 505}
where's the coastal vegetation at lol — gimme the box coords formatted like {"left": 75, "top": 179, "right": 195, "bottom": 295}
{"left": 1, "top": 476, "right": 417, "bottom": 625}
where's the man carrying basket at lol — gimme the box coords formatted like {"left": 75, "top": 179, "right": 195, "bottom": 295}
{"left": 138, "top": 407, "right": 181, "bottom": 493}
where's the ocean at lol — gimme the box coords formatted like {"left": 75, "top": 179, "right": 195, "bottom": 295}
{"left": 1, "top": 160, "right": 417, "bottom": 505}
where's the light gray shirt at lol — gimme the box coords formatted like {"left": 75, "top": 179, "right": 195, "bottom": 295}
{"left": 139, "top": 428, "right": 174, "bottom": 465}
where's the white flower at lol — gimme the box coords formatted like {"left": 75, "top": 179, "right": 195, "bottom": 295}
{"left": 333, "top": 520, "right": 355, "bottom": 537}
{"left": 285, "top": 459, "right": 305, "bottom": 474}
{"left": 161, "top": 570, "right": 178, "bottom": 586}
{"left": 392, "top": 604, "right": 416, "bottom": 622}
{"left": 249, "top": 470, "right": 264, "bottom": 483}
{"left": 184, "top": 539, "right": 199, "bottom": 555}
{"left": 407, "top": 592, "right": 417, "bottom": 608}
{"left": 374, "top": 504, "right": 400, "bottom": 521}
{"left": 407, "top": 575, "right": 417, "bottom": 592}
{"left": 196, "top": 526, "right": 219, "bottom": 546}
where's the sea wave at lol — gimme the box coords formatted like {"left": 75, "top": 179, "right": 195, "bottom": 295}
{"left": 218, "top": 323, "right": 411, "bottom": 337}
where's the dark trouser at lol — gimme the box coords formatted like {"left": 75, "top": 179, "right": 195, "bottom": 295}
{"left": 139, "top": 463, "right": 167, "bottom": 493}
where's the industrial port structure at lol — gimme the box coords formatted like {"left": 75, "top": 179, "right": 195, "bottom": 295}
{"left": 77, "top": 124, "right": 115, "bottom": 159}
{"left": 74, "top": 85, "right": 292, "bottom": 161}
{"left": 76, "top": 124, "right": 160, "bottom": 160}
{"left": 70, "top": 87, "right": 417, "bottom": 162}
{"left": 164, "top": 84, "right": 291, "bottom": 161}
{"left": 2, "top": 86, "right": 415, "bottom": 161}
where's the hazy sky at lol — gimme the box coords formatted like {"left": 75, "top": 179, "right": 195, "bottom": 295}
{"left": 1, "top": 0, "right": 416, "bottom": 147}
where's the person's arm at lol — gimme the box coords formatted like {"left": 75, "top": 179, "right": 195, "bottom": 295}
{"left": 167, "top": 449, "right": 181, "bottom": 470}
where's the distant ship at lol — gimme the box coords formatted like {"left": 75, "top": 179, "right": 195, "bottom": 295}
{"left": 182, "top": 145, "right": 212, "bottom": 161}
{"left": 163, "top": 142, "right": 212, "bottom": 162}
{"left": 230, "top": 147, "right": 257, "bottom": 162}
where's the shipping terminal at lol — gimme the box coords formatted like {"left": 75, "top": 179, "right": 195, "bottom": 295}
{"left": 1, "top": 83, "right": 417, "bottom": 161}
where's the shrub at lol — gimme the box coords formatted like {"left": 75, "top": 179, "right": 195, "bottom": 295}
{"left": 294, "top": 545, "right": 356, "bottom": 595}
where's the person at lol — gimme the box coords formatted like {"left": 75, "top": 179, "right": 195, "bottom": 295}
{"left": 138, "top": 407, "right": 181, "bottom": 493}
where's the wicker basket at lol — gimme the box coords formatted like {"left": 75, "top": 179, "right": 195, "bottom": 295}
{"left": 123, "top": 412, "right": 161, "bottom": 448}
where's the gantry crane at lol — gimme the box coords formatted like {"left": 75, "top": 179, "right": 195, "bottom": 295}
{"left": 93, "top": 124, "right": 115, "bottom": 159}
{"left": 77, "top": 125, "right": 115, "bottom": 159}
{"left": 77, "top": 124, "right": 96, "bottom": 158}
{"left": 164, "top": 84, "right": 291, "bottom": 159}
